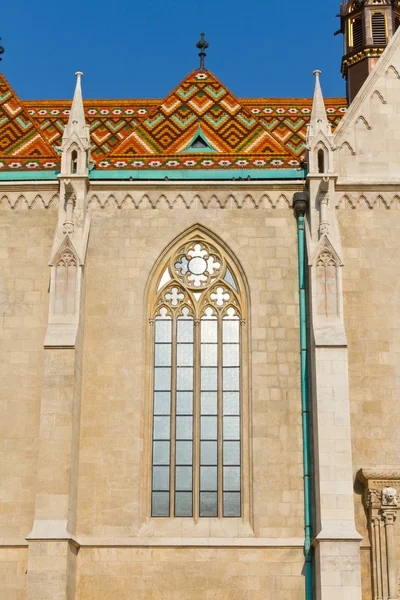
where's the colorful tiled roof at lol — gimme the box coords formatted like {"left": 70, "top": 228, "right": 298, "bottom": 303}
{"left": 0, "top": 74, "right": 59, "bottom": 170}
{"left": 0, "top": 70, "right": 347, "bottom": 172}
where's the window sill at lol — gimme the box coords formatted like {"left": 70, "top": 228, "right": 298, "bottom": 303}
{"left": 137, "top": 517, "right": 254, "bottom": 539}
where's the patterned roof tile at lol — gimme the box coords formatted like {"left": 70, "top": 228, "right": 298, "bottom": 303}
{"left": 0, "top": 70, "right": 347, "bottom": 172}
{"left": 0, "top": 73, "right": 59, "bottom": 171}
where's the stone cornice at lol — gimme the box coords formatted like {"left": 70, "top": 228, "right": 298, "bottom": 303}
{"left": 358, "top": 467, "right": 400, "bottom": 483}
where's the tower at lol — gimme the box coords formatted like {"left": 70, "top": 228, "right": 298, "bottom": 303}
{"left": 338, "top": 0, "right": 400, "bottom": 103}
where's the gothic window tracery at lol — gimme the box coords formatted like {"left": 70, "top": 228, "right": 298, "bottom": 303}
{"left": 150, "top": 233, "right": 246, "bottom": 519}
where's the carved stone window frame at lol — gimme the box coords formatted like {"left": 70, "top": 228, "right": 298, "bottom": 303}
{"left": 142, "top": 225, "right": 252, "bottom": 529}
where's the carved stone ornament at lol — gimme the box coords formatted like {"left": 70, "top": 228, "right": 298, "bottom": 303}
{"left": 319, "top": 221, "right": 330, "bottom": 236}
{"left": 382, "top": 487, "right": 398, "bottom": 507}
{"left": 368, "top": 489, "right": 382, "bottom": 509}
{"left": 63, "top": 221, "right": 74, "bottom": 235}
{"left": 358, "top": 468, "right": 399, "bottom": 600}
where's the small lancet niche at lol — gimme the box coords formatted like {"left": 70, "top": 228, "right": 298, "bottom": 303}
{"left": 316, "top": 249, "right": 338, "bottom": 316}
{"left": 317, "top": 149, "right": 325, "bottom": 174}
{"left": 314, "top": 240, "right": 341, "bottom": 318}
{"left": 53, "top": 243, "right": 78, "bottom": 315}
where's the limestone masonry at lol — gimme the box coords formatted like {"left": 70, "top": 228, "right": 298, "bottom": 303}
{"left": 1, "top": 2, "right": 400, "bottom": 599}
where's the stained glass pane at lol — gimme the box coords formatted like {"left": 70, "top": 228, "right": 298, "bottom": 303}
{"left": 155, "top": 319, "right": 172, "bottom": 343}
{"left": 153, "top": 466, "right": 170, "bottom": 491}
{"left": 223, "top": 442, "right": 240, "bottom": 466}
{"left": 177, "top": 368, "right": 194, "bottom": 390}
{"left": 223, "top": 368, "right": 240, "bottom": 391}
{"left": 176, "top": 441, "right": 193, "bottom": 465}
{"left": 201, "top": 344, "right": 218, "bottom": 366}
{"left": 223, "top": 392, "right": 240, "bottom": 415}
{"left": 223, "top": 417, "right": 240, "bottom": 440}
{"left": 153, "top": 416, "right": 171, "bottom": 440}
{"left": 176, "top": 392, "right": 193, "bottom": 415}
{"left": 224, "top": 267, "right": 237, "bottom": 290}
{"left": 200, "top": 492, "right": 218, "bottom": 517}
{"left": 176, "top": 466, "right": 193, "bottom": 491}
{"left": 200, "top": 466, "right": 218, "bottom": 491}
{"left": 223, "top": 467, "right": 241, "bottom": 491}
{"left": 154, "top": 368, "right": 171, "bottom": 391}
{"left": 223, "top": 492, "right": 240, "bottom": 517}
{"left": 201, "top": 392, "right": 218, "bottom": 415}
{"left": 201, "top": 441, "right": 218, "bottom": 465}
{"left": 201, "top": 320, "right": 218, "bottom": 343}
{"left": 155, "top": 344, "right": 172, "bottom": 366}
{"left": 154, "top": 392, "right": 171, "bottom": 415}
{"left": 177, "top": 344, "right": 194, "bottom": 366}
{"left": 175, "top": 492, "right": 193, "bottom": 517}
{"left": 152, "top": 492, "right": 170, "bottom": 517}
{"left": 201, "top": 416, "right": 218, "bottom": 440}
{"left": 201, "top": 368, "right": 218, "bottom": 391}
{"left": 177, "top": 319, "right": 194, "bottom": 342}
{"left": 176, "top": 416, "right": 193, "bottom": 440}
{"left": 153, "top": 441, "right": 170, "bottom": 465}
{"left": 223, "top": 344, "right": 239, "bottom": 367}
{"left": 223, "top": 320, "right": 239, "bottom": 343}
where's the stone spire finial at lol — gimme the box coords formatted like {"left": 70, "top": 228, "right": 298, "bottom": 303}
{"left": 60, "top": 72, "right": 90, "bottom": 176}
{"left": 310, "top": 70, "right": 330, "bottom": 137}
{"left": 64, "top": 72, "right": 87, "bottom": 141}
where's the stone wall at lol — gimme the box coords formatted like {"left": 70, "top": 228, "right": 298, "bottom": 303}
{"left": 338, "top": 203, "right": 400, "bottom": 599}
{"left": 0, "top": 200, "right": 57, "bottom": 597}
{"left": 76, "top": 547, "right": 304, "bottom": 600}
{"left": 77, "top": 202, "right": 304, "bottom": 540}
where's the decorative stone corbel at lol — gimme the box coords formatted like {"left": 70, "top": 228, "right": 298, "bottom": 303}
{"left": 358, "top": 468, "right": 400, "bottom": 600}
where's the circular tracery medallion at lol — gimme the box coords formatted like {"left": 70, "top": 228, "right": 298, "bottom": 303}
{"left": 188, "top": 256, "right": 207, "bottom": 276}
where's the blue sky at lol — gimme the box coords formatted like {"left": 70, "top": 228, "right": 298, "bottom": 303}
{"left": 1, "top": 0, "right": 345, "bottom": 100}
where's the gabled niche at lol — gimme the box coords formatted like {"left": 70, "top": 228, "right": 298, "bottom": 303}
{"left": 51, "top": 239, "right": 79, "bottom": 316}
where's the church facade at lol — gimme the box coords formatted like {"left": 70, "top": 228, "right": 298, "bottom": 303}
{"left": 1, "top": 2, "right": 400, "bottom": 599}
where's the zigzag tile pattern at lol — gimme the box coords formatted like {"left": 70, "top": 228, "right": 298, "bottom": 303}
{"left": 24, "top": 99, "right": 159, "bottom": 164}
{"left": 103, "top": 70, "right": 308, "bottom": 169}
{"left": 0, "top": 74, "right": 58, "bottom": 170}
{"left": 0, "top": 70, "right": 347, "bottom": 171}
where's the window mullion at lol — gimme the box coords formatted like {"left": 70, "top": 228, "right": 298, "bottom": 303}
{"left": 193, "top": 319, "right": 201, "bottom": 521}
{"left": 170, "top": 316, "right": 177, "bottom": 518}
{"left": 217, "top": 315, "right": 223, "bottom": 519}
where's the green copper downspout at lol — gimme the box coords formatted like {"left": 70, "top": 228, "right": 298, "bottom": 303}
{"left": 294, "top": 192, "right": 313, "bottom": 600}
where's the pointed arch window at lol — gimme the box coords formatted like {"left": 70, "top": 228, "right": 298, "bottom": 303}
{"left": 150, "top": 231, "right": 247, "bottom": 519}
{"left": 317, "top": 149, "right": 325, "bottom": 174}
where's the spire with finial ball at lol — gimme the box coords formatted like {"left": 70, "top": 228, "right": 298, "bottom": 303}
{"left": 196, "top": 33, "right": 209, "bottom": 70}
